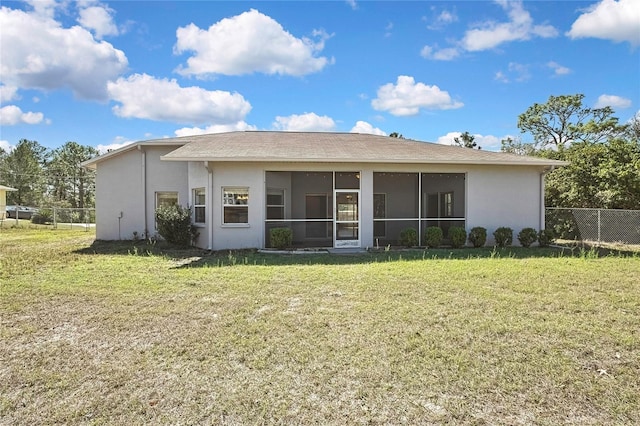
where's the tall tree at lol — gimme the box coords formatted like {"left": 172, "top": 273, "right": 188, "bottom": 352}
{"left": 500, "top": 136, "right": 536, "bottom": 156}
{"left": 47, "top": 141, "right": 99, "bottom": 209}
{"left": 454, "top": 131, "right": 481, "bottom": 149}
{"left": 543, "top": 138, "right": 640, "bottom": 209}
{"left": 0, "top": 139, "right": 48, "bottom": 206}
{"left": 627, "top": 111, "right": 640, "bottom": 141}
{"left": 517, "top": 94, "right": 627, "bottom": 149}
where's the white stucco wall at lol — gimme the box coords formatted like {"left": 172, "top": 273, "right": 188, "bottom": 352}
{"left": 145, "top": 146, "right": 189, "bottom": 238}
{"left": 95, "top": 148, "right": 144, "bottom": 240}
{"left": 466, "top": 165, "right": 544, "bottom": 245}
{"left": 207, "top": 162, "right": 266, "bottom": 250}
{"left": 94, "top": 145, "right": 187, "bottom": 241}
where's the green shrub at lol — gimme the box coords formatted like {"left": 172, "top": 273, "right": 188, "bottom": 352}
{"left": 270, "top": 227, "right": 293, "bottom": 249}
{"left": 493, "top": 227, "right": 513, "bottom": 248}
{"left": 155, "top": 204, "right": 197, "bottom": 247}
{"left": 448, "top": 226, "right": 467, "bottom": 248}
{"left": 424, "top": 226, "right": 443, "bottom": 248}
{"left": 538, "top": 229, "right": 555, "bottom": 248}
{"left": 517, "top": 227, "right": 538, "bottom": 248}
{"left": 468, "top": 226, "right": 487, "bottom": 248}
{"left": 31, "top": 209, "right": 53, "bottom": 224}
{"left": 399, "top": 228, "right": 418, "bottom": 247}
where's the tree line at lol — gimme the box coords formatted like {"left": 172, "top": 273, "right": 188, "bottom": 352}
{"left": 0, "top": 140, "right": 98, "bottom": 209}
{"left": 503, "top": 94, "right": 640, "bottom": 210}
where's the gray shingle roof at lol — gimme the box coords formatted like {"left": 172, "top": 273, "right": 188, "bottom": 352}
{"left": 159, "top": 131, "right": 566, "bottom": 166}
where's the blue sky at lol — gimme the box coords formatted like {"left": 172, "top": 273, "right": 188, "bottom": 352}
{"left": 1, "top": 0, "right": 638, "bottom": 153}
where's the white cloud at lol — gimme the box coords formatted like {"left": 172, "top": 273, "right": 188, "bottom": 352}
{"left": 494, "top": 62, "right": 531, "bottom": 83}
{"left": 107, "top": 73, "right": 252, "bottom": 125}
{"left": 436, "top": 10, "right": 458, "bottom": 25}
{"left": 0, "top": 140, "right": 16, "bottom": 152}
{"left": 350, "top": 121, "right": 386, "bottom": 136}
{"left": 77, "top": 4, "right": 119, "bottom": 39}
{"left": 426, "top": 9, "right": 459, "bottom": 30}
{"left": 96, "top": 137, "right": 134, "bottom": 154}
{"left": 272, "top": 113, "right": 336, "bottom": 132}
{"left": 0, "top": 105, "right": 44, "bottom": 125}
{"left": 174, "top": 9, "right": 332, "bottom": 77}
{"left": 346, "top": 0, "right": 358, "bottom": 11}
{"left": 371, "top": 75, "right": 463, "bottom": 116}
{"left": 0, "top": 85, "right": 19, "bottom": 103}
{"left": 424, "top": 1, "right": 557, "bottom": 60}
{"left": 494, "top": 71, "right": 509, "bottom": 83}
{"left": 385, "top": 22, "right": 393, "bottom": 37}
{"left": 567, "top": 0, "right": 640, "bottom": 46}
{"left": 594, "top": 94, "right": 632, "bottom": 109}
{"left": 0, "top": 6, "right": 128, "bottom": 100}
{"left": 436, "top": 131, "right": 503, "bottom": 151}
{"left": 23, "top": 0, "right": 59, "bottom": 18}
{"left": 462, "top": 1, "right": 557, "bottom": 51}
{"left": 174, "top": 122, "right": 257, "bottom": 137}
{"left": 474, "top": 134, "right": 502, "bottom": 151}
{"left": 420, "top": 45, "right": 461, "bottom": 60}
{"left": 547, "top": 61, "right": 571, "bottom": 76}
{"left": 436, "top": 132, "right": 462, "bottom": 145}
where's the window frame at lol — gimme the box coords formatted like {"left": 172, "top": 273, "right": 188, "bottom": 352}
{"left": 193, "top": 187, "right": 206, "bottom": 225}
{"left": 222, "top": 187, "right": 249, "bottom": 225}
{"left": 155, "top": 191, "right": 178, "bottom": 209}
{"left": 155, "top": 191, "right": 179, "bottom": 229}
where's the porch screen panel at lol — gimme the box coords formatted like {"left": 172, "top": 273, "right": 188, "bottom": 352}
{"left": 265, "top": 171, "right": 333, "bottom": 248}
{"left": 373, "top": 173, "right": 419, "bottom": 246}
{"left": 421, "top": 173, "right": 466, "bottom": 236}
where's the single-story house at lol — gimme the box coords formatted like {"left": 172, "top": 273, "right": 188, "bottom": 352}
{"left": 82, "top": 131, "right": 567, "bottom": 249}
{"left": 0, "top": 184, "right": 18, "bottom": 220}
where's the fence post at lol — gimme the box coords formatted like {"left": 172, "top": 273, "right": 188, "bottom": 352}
{"left": 53, "top": 207, "right": 57, "bottom": 229}
{"left": 597, "top": 209, "right": 601, "bottom": 243}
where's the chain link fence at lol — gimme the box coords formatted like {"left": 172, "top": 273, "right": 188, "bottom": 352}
{"left": 1, "top": 207, "right": 95, "bottom": 231}
{"left": 546, "top": 207, "right": 640, "bottom": 244}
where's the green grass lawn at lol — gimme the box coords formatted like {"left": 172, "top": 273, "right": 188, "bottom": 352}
{"left": 1, "top": 229, "right": 639, "bottom": 424}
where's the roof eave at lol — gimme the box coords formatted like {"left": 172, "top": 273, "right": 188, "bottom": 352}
{"left": 82, "top": 140, "right": 187, "bottom": 169}
{"left": 161, "top": 155, "right": 568, "bottom": 167}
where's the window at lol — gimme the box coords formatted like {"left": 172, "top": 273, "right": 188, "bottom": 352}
{"left": 193, "top": 188, "right": 205, "bottom": 224}
{"left": 156, "top": 192, "right": 178, "bottom": 209}
{"left": 266, "top": 188, "right": 285, "bottom": 220}
{"left": 223, "top": 187, "right": 249, "bottom": 224}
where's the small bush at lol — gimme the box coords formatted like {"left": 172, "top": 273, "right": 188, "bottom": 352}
{"left": 448, "top": 226, "right": 467, "bottom": 248}
{"left": 270, "top": 227, "right": 293, "bottom": 249}
{"left": 424, "top": 226, "right": 443, "bottom": 248}
{"left": 468, "top": 226, "right": 487, "bottom": 248}
{"left": 399, "top": 228, "right": 418, "bottom": 247}
{"left": 517, "top": 227, "right": 538, "bottom": 248}
{"left": 493, "top": 227, "right": 513, "bottom": 248}
{"left": 538, "top": 229, "right": 555, "bottom": 248}
{"left": 155, "top": 204, "right": 197, "bottom": 247}
{"left": 31, "top": 209, "right": 53, "bottom": 224}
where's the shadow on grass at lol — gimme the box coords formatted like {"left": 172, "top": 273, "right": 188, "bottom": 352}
{"left": 74, "top": 239, "right": 637, "bottom": 268}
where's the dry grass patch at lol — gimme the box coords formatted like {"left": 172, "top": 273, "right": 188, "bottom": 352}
{"left": 1, "top": 229, "right": 639, "bottom": 424}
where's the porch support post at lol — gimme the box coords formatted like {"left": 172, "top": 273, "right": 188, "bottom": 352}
{"left": 360, "top": 168, "right": 374, "bottom": 249}
{"left": 206, "top": 161, "right": 214, "bottom": 250}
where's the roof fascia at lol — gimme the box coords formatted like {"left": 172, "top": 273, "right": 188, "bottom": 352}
{"left": 160, "top": 155, "right": 568, "bottom": 167}
{"left": 82, "top": 141, "right": 186, "bottom": 169}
